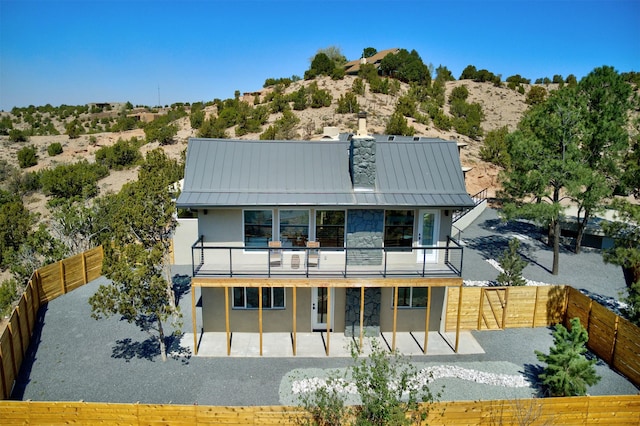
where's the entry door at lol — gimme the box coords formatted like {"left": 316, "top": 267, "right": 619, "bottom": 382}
{"left": 311, "top": 287, "right": 334, "bottom": 330}
{"left": 416, "top": 209, "right": 439, "bottom": 263}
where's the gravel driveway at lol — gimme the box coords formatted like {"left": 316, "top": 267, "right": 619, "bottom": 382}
{"left": 10, "top": 209, "right": 639, "bottom": 405}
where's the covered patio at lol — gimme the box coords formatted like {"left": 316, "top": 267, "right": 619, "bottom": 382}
{"left": 190, "top": 277, "right": 467, "bottom": 356}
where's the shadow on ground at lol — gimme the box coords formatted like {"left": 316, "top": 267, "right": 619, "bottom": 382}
{"left": 112, "top": 333, "right": 191, "bottom": 363}
{"left": 10, "top": 305, "right": 48, "bottom": 400}
{"left": 173, "top": 274, "right": 191, "bottom": 305}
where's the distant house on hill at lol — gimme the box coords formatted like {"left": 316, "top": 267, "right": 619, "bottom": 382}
{"left": 344, "top": 48, "right": 400, "bottom": 75}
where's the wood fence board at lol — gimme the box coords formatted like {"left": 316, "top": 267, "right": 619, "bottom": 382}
{"left": 612, "top": 319, "right": 640, "bottom": 385}
{"left": 37, "top": 262, "right": 64, "bottom": 303}
{"left": 534, "top": 285, "right": 566, "bottom": 326}
{"left": 503, "top": 287, "right": 536, "bottom": 328}
{"left": 587, "top": 303, "right": 618, "bottom": 364}
{"left": 23, "top": 285, "right": 36, "bottom": 339}
{"left": 15, "top": 297, "right": 29, "bottom": 357}
{"left": 7, "top": 319, "right": 23, "bottom": 378}
{"left": 1, "top": 397, "right": 639, "bottom": 424}
{"left": 0, "top": 326, "right": 16, "bottom": 399}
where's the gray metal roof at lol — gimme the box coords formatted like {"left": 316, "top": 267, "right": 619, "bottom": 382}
{"left": 177, "top": 137, "right": 475, "bottom": 209}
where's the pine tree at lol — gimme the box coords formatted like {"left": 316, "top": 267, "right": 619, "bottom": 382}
{"left": 535, "top": 318, "right": 601, "bottom": 396}
{"left": 496, "top": 238, "right": 527, "bottom": 286}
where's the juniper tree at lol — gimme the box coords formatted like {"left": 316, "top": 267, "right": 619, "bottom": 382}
{"left": 496, "top": 238, "right": 527, "bottom": 286}
{"left": 535, "top": 318, "right": 600, "bottom": 397}
{"left": 89, "top": 149, "right": 183, "bottom": 361}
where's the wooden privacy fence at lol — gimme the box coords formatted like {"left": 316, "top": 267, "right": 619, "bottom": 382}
{"left": 445, "top": 284, "right": 640, "bottom": 388}
{"left": 445, "top": 285, "right": 567, "bottom": 331}
{"left": 0, "top": 395, "right": 638, "bottom": 425}
{"left": 0, "top": 246, "right": 103, "bottom": 400}
{"left": 565, "top": 286, "right": 640, "bottom": 388}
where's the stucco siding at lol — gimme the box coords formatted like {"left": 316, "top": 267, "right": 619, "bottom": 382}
{"left": 201, "top": 287, "right": 346, "bottom": 333}
{"left": 379, "top": 287, "right": 445, "bottom": 332}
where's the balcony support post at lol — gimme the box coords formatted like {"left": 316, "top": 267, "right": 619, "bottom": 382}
{"left": 292, "top": 287, "right": 297, "bottom": 356}
{"left": 359, "top": 286, "right": 365, "bottom": 353}
{"left": 259, "top": 287, "right": 263, "bottom": 356}
{"left": 392, "top": 286, "right": 398, "bottom": 351}
{"left": 424, "top": 286, "right": 431, "bottom": 354}
{"left": 455, "top": 283, "right": 462, "bottom": 353}
{"left": 225, "top": 287, "right": 231, "bottom": 355}
{"left": 192, "top": 284, "right": 198, "bottom": 355}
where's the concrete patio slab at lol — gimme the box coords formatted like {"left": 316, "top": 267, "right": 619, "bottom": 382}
{"left": 181, "top": 331, "right": 484, "bottom": 357}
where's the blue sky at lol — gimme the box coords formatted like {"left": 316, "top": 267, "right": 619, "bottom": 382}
{"left": 1, "top": 0, "right": 638, "bottom": 111}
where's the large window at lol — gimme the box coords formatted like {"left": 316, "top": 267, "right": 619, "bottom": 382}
{"left": 316, "top": 210, "right": 345, "bottom": 248}
{"left": 280, "top": 210, "right": 309, "bottom": 248}
{"left": 244, "top": 210, "right": 272, "bottom": 248}
{"left": 384, "top": 210, "right": 414, "bottom": 248}
{"left": 233, "top": 287, "right": 285, "bottom": 309}
{"left": 393, "top": 287, "right": 427, "bottom": 308}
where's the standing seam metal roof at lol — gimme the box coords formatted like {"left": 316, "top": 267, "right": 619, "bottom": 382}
{"left": 176, "top": 137, "right": 475, "bottom": 208}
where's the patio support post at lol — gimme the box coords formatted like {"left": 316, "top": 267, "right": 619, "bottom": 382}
{"left": 192, "top": 284, "right": 198, "bottom": 355}
{"left": 359, "top": 286, "right": 365, "bottom": 353}
{"left": 326, "top": 287, "right": 331, "bottom": 356}
{"left": 455, "top": 283, "right": 462, "bottom": 353}
{"left": 293, "top": 287, "right": 297, "bottom": 356}
{"left": 392, "top": 286, "right": 398, "bottom": 351}
{"left": 225, "top": 287, "right": 231, "bottom": 356}
{"left": 259, "top": 286, "right": 263, "bottom": 356}
{"left": 424, "top": 286, "right": 431, "bottom": 354}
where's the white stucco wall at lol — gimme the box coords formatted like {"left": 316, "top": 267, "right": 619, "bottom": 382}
{"left": 172, "top": 218, "right": 199, "bottom": 265}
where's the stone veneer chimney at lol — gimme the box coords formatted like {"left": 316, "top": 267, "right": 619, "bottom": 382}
{"left": 350, "top": 112, "right": 376, "bottom": 189}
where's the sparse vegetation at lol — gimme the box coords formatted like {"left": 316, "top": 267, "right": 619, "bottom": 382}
{"left": 17, "top": 145, "right": 38, "bottom": 168}
{"left": 47, "top": 142, "right": 63, "bottom": 156}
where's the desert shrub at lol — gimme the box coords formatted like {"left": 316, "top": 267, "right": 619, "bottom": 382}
{"left": 526, "top": 86, "right": 548, "bottom": 105}
{"left": 0, "top": 115, "right": 13, "bottom": 135}
{"left": 352, "top": 78, "right": 365, "bottom": 95}
{"left": 0, "top": 279, "right": 18, "bottom": 316}
{"left": 40, "top": 160, "right": 109, "bottom": 199}
{"left": 65, "top": 119, "right": 83, "bottom": 139}
{"left": 395, "top": 95, "right": 417, "bottom": 117}
{"left": 336, "top": 92, "right": 359, "bottom": 114}
{"left": 385, "top": 111, "right": 415, "bottom": 136}
{"left": 450, "top": 100, "right": 484, "bottom": 139}
{"left": 296, "top": 340, "right": 439, "bottom": 425}
{"left": 260, "top": 110, "right": 300, "bottom": 140}
{"left": 431, "top": 108, "right": 452, "bottom": 131}
{"left": 309, "top": 84, "right": 332, "bottom": 108}
{"left": 291, "top": 86, "right": 308, "bottom": 111}
{"left": 47, "top": 142, "right": 63, "bottom": 156}
{"left": 95, "top": 137, "right": 142, "bottom": 170}
{"left": 480, "top": 125, "right": 511, "bottom": 167}
{"left": 9, "top": 128, "right": 28, "bottom": 142}
{"left": 449, "top": 85, "right": 469, "bottom": 103}
{"left": 17, "top": 145, "right": 38, "bottom": 168}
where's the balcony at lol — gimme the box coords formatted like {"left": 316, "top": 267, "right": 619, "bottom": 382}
{"left": 190, "top": 237, "right": 463, "bottom": 278}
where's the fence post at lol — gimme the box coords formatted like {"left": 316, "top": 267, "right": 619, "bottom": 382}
{"left": 82, "top": 252, "right": 88, "bottom": 285}
{"left": 59, "top": 260, "right": 66, "bottom": 295}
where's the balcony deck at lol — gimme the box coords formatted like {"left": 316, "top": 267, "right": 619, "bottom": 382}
{"left": 190, "top": 238, "right": 463, "bottom": 279}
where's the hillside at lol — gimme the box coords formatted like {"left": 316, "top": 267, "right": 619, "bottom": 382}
{"left": 1, "top": 76, "right": 543, "bottom": 226}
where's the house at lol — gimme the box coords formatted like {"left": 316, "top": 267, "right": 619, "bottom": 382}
{"left": 176, "top": 113, "right": 475, "bottom": 355}
{"left": 344, "top": 48, "right": 400, "bottom": 75}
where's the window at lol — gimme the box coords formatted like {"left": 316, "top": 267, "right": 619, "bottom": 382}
{"left": 394, "top": 287, "right": 427, "bottom": 308}
{"left": 280, "top": 210, "right": 309, "bottom": 248}
{"left": 384, "top": 210, "right": 414, "bottom": 248}
{"left": 244, "top": 210, "right": 272, "bottom": 248}
{"left": 316, "top": 210, "right": 345, "bottom": 248}
{"left": 233, "top": 287, "right": 285, "bottom": 309}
